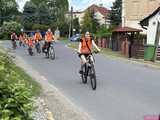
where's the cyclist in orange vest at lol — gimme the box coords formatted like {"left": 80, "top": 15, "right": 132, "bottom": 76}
{"left": 19, "top": 32, "right": 26, "bottom": 47}
{"left": 34, "top": 30, "right": 42, "bottom": 53}
{"left": 78, "top": 32, "right": 100, "bottom": 74}
{"left": 27, "top": 37, "right": 34, "bottom": 48}
{"left": 34, "top": 30, "right": 42, "bottom": 42}
{"left": 43, "top": 28, "right": 54, "bottom": 53}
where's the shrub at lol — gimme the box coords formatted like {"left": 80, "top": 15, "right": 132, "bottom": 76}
{"left": 0, "top": 52, "right": 41, "bottom": 120}
{"left": 0, "top": 21, "right": 22, "bottom": 40}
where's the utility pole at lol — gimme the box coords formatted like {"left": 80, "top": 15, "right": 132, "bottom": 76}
{"left": 69, "top": 6, "right": 73, "bottom": 39}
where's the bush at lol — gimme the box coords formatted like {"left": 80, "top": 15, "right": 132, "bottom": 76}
{"left": 0, "top": 21, "right": 22, "bottom": 40}
{"left": 0, "top": 52, "right": 41, "bottom": 120}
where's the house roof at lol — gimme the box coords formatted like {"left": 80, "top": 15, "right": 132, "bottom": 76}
{"left": 113, "top": 26, "right": 142, "bottom": 33}
{"left": 86, "top": 4, "right": 110, "bottom": 16}
{"left": 140, "top": 6, "right": 160, "bottom": 27}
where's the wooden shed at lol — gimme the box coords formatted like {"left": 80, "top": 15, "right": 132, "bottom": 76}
{"left": 112, "top": 26, "right": 143, "bottom": 58}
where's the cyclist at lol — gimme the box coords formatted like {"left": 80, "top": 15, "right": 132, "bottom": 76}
{"left": 78, "top": 32, "right": 100, "bottom": 74}
{"left": 26, "top": 35, "right": 34, "bottom": 55}
{"left": 43, "top": 28, "right": 54, "bottom": 54}
{"left": 19, "top": 32, "right": 26, "bottom": 47}
{"left": 11, "top": 32, "right": 18, "bottom": 49}
{"left": 34, "top": 30, "right": 42, "bottom": 53}
{"left": 34, "top": 30, "right": 42, "bottom": 42}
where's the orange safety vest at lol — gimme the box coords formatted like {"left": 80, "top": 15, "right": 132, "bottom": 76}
{"left": 80, "top": 37, "right": 92, "bottom": 54}
{"left": 19, "top": 35, "right": 23, "bottom": 41}
{"left": 34, "top": 32, "right": 42, "bottom": 41}
{"left": 27, "top": 38, "right": 33, "bottom": 47}
{"left": 45, "top": 32, "right": 53, "bottom": 42}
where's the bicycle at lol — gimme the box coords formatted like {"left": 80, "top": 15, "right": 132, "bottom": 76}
{"left": 19, "top": 40, "right": 25, "bottom": 47}
{"left": 35, "top": 41, "right": 41, "bottom": 53}
{"left": 45, "top": 42, "right": 55, "bottom": 60}
{"left": 12, "top": 40, "right": 17, "bottom": 49}
{"left": 79, "top": 51, "right": 98, "bottom": 90}
{"left": 28, "top": 46, "right": 33, "bottom": 56}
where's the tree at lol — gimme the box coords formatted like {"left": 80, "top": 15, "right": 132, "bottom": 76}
{"left": 22, "top": 1, "right": 37, "bottom": 29}
{"left": 22, "top": 0, "right": 69, "bottom": 31}
{"left": 109, "top": 0, "right": 122, "bottom": 27}
{"left": 81, "top": 10, "right": 99, "bottom": 33}
{"left": 73, "top": 18, "right": 80, "bottom": 33}
{"left": 0, "top": 0, "right": 19, "bottom": 25}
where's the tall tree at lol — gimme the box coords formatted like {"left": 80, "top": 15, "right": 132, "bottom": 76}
{"left": 22, "top": 0, "right": 69, "bottom": 30}
{"left": 109, "top": 0, "right": 122, "bottom": 27}
{"left": 0, "top": 0, "right": 19, "bottom": 25}
{"left": 22, "top": 1, "right": 37, "bottom": 29}
{"left": 81, "top": 10, "right": 99, "bottom": 33}
{"left": 73, "top": 18, "right": 80, "bottom": 33}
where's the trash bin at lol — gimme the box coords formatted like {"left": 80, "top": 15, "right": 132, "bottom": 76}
{"left": 144, "top": 44, "right": 156, "bottom": 61}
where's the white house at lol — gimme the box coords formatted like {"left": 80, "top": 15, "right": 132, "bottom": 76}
{"left": 140, "top": 7, "right": 160, "bottom": 61}
{"left": 66, "top": 4, "right": 110, "bottom": 28}
{"left": 140, "top": 7, "right": 160, "bottom": 46}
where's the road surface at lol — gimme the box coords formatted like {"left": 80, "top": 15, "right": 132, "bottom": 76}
{"left": 2, "top": 41, "right": 160, "bottom": 120}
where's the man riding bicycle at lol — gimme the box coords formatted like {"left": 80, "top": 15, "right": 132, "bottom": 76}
{"left": 34, "top": 30, "right": 42, "bottom": 42}
{"left": 11, "top": 32, "right": 18, "bottom": 49}
{"left": 43, "top": 28, "right": 54, "bottom": 54}
{"left": 34, "top": 30, "right": 42, "bottom": 53}
{"left": 78, "top": 32, "right": 100, "bottom": 74}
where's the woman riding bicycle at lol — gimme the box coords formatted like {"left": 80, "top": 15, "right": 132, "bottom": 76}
{"left": 78, "top": 32, "right": 100, "bottom": 74}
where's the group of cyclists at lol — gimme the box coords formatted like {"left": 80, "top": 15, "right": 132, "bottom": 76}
{"left": 11, "top": 29, "right": 101, "bottom": 90}
{"left": 10, "top": 28, "right": 55, "bottom": 57}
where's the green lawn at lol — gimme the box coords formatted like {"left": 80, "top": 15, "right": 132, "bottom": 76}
{"left": 68, "top": 42, "right": 160, "bottom": 69}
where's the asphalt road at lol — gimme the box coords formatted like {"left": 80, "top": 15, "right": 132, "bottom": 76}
{"left": 2, "top": 41, "right": 160, "bottom": 120}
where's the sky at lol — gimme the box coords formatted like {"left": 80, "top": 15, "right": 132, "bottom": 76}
{"left": 17, "top": 0, "right": 115, "bottom": 12}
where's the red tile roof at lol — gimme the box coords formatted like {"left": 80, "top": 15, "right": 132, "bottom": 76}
{"left": 87, "top": 4, "right": 110, "bottom": 16}
{"left": 113, "top": 26, "right": 143, "bottom": 33}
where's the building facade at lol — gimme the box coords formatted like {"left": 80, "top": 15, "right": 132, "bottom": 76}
{"left": 122, "top": 0, "right": 160, "bottom": 30}
{"left": 66, "top": 4, "right": 110, "bottom": 28}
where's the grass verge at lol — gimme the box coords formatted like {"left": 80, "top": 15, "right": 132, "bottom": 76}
{"left": 0, "top": 50, "right": 41, "bottom": 119}
{"left": 67, "top": 42, "right": 160, "bottom": 69}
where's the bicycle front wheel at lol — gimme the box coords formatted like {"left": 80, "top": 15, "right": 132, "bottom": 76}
{"left": 49, "top": 46, "right": 55, "bottom": 60}
{"left": 81, "top": 64, "right": 88, "bottom": 84}
{"left": 90, "top": 63, "right": 96, "bottom": 90}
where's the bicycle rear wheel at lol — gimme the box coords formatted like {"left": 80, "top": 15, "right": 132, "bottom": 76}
{"left": 90, "top": 63, "right": 96, "bottom": 90}
{"left": 28, "top": 47, "right": 33, "bottom": 56}
{"left": 12, "top": 41, "right": 17, "bottom": 49}
{"left": 49, "top": 46, "right": 55, "bottom": 60}
{"left": 36, "top": 43, "right": 41, "bottom": 53}
{"left": 81, "top": 64, "right": 88, "bottom": 84}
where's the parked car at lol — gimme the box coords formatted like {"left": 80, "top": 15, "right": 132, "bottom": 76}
{"left": 70, "top": 34, "right": 81, "bottom": 42}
